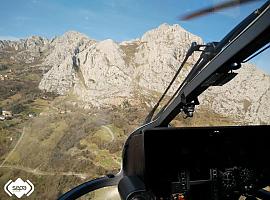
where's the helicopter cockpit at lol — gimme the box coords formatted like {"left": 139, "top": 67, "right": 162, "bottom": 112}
{"left": 58, "top": 1, "right": 270, "bottom": 199}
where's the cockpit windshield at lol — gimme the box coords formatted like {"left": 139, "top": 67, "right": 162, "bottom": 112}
{"left": 0, "top": 1, "right": 269, "bottom": 199}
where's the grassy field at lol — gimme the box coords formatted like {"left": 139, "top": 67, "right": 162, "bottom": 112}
{"left": 0, "top": 74, "right": 237, "bottom": 200}
{"left": 0, "top": 92, "right": 145, "bottom": 199}
{"left": 0, "top": 94, "right": 238, "bottom": 199}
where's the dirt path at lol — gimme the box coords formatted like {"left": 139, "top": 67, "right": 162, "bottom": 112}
{"left": 101, "top": 125, "right": 115, "bottom": 142}
{"left": 0, "top": 127, "right": 88, "bottom": 179}
{"left": 0, "top": 165, "right": 89, "bottom": 179}
{"left": 0, "top": 127, "right": 25, "bottom": 167}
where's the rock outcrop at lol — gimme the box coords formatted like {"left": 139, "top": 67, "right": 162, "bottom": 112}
{"left": 201, "top": 64, "right": 270, "bottom": 124}
{"left": 44, "top": 31, "right": 95, "bottom": 67}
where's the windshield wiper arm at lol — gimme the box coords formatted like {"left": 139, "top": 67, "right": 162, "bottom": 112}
{"left": 143, "top": 42, "right": 206, "bottom": 124}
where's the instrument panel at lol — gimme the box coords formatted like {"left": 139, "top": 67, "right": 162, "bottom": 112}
{"left": 142, "top": 126, "right": 270, "bottom": 199}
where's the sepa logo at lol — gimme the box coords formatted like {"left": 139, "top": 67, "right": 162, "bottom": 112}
{"left": 4, "top": 178, "right": 34, "bottom": 198}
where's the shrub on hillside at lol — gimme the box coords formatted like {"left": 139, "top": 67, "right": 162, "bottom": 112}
{"left": 0, "top": 64, "right": 8, "bottom": 71}
{"left": 11, "top": 103, "right": 26, "bottom": 114}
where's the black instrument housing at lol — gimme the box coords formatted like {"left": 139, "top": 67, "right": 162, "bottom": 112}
{"left": 142, "top": 126, "right": 270, "bottom": 198}
{"left": 120, "top": 126, "right": 270, "bottom": 199}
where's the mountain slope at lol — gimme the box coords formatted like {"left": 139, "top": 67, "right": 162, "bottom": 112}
{"left": 38, "top": 24, "right": 270, "bottom": 124}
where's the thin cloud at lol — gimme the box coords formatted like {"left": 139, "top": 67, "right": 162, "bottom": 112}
{"left": 104, "top": 1, "right": 116, "bottom": 8}
{"left": 252, "top": 50, "right": 270, "bottom": 75}
{"left": 79, "top": 9, "right": 98, "bottom": 20}
{"left": 32, "top": 0, "right": 40, "bottom": 3}
{"left": 0, "top": 35, "right": 20, "bottom": 41}
{"left": 15, "top": 16, "right": 32, "bottom": 21}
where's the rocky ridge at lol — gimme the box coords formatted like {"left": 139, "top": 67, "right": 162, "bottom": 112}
{"left": 0, "top": 36, "right": 49, "bottom": 63}
{"left": 1, "top": 24, "right": 269, "bottom": 124}
{"left": 40, "top": 24, "right": 203, "bottom": 104}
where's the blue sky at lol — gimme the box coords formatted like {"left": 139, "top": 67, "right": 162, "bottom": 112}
{"left": 0, "top": 0, "right": 269, "bottom": 73}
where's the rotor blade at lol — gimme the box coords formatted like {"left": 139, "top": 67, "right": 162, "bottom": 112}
{"left": 181, "top": 0, "right": 259, "bottom": 20}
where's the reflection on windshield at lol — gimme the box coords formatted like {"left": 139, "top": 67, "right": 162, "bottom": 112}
{"left": 80, "top": 186, "right": 120, "bottom": 200}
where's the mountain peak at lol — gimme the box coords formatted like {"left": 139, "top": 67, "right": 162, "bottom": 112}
{"left": 37, "top": 24, "right": 269, "bottom": 124}
{"left": 157, "top": 23, "right": 185, "bottom": 31}
{"left": 141, "top": 23, "right": 203, "bottom": 45}
{"left": 44, "top": 31, "right": 95, "bottom": 67}
{"left": 50, "top": 31, "right": 91, "bottom": 45}
{"left": 61, "top": 31, "right": 89, "bottom": 40}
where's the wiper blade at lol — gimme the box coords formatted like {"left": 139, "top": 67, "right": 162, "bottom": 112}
{"left": 143, "top": 42, "right": 205, "bottom": 124}
{"left": 150, "top": 42, "right": 219, "bottom": 122}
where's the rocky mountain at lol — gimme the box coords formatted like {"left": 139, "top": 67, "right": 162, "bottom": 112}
{"left": 1, "top": 24, "right": 269, "bottom": 124}
{"left": 39, "top": 24, "right": 203, "bottom": 105}
{"left": 0, "top": 36, "right": 49, "bottom": 63}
